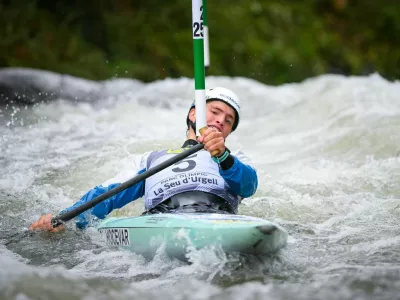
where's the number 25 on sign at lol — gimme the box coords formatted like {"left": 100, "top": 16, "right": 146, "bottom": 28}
{"left": 193, "top": 3, "right": 203, "bottom": 38}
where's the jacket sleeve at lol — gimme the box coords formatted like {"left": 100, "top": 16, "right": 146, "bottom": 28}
{"left": 60, "top": 152, "right": 150, "bottom": 229}
{"left": 219, "top": 150, "right": 258, "bottom": 198}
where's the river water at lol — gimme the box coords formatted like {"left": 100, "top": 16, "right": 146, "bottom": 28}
{"left": 0, "top": 73, "right": 399, "bottom": 299}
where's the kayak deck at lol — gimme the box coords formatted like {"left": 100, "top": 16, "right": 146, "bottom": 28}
{"left": 98, "top": 213, "right": 287, "bottom": 260}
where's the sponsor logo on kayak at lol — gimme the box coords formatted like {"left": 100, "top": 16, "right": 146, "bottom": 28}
{"left": 99, "top": 228, "right": 130, "bottom": 246}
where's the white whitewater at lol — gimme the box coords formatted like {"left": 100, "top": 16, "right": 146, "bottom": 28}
{"left": 0, "top": 73, "right": 399, "bottom": 299}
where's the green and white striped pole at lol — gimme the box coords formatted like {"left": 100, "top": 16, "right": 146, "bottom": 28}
{"left": 203, "top": 0, "right": 210, "bottom": 69}
{"left": 192, "top": 0, "right": 219, "bottom": 156}
{"left": 192, "top": 0, "right": 206, "bottom": 136}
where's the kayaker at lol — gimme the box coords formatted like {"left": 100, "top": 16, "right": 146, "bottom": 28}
{"left": 29, "top": 87, "right": 258, "bottom": 232}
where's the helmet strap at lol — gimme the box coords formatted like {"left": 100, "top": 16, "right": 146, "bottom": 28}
{"left": 188, "top": 119, "right": 196, "bottom": 135}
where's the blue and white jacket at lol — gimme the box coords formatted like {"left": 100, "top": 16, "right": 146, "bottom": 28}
{"left": 61, "top": 140, "right": 258, "bottom": 228}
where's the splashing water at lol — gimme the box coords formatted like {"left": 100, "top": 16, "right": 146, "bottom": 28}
{"left": 0, "top": 73, "right": 399, "bottom": 299}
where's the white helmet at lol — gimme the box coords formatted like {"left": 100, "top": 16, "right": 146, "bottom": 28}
{"left": 187, "top": 87, "right": 241, "bottom": 131}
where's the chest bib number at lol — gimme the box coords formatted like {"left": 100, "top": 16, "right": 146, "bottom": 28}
{"left": 171, "top": 154, "right": 197, "bottom": 172}
{"left": 145, "top": 151, "right": 224, "bottom": 202}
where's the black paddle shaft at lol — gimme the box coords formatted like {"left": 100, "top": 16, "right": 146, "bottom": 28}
{"left": 51, "top": 143, "right": 204, "bottom": 227}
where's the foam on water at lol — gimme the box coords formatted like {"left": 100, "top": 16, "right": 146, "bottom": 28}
{"left": 0, "top": 72, "right": 399, "bottom": 299}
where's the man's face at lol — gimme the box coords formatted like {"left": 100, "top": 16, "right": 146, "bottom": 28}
{"left": 189, "top": 100, "right": 235, "bottom": 138}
